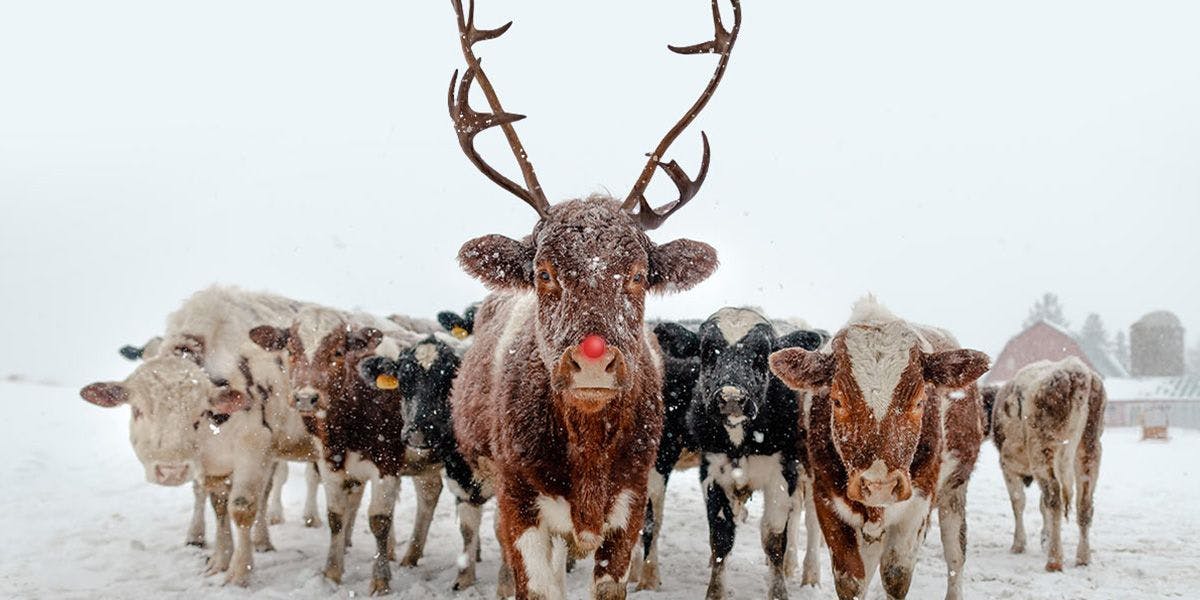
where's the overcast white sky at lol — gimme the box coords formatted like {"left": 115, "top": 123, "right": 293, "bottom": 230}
{"left": 2, "top": 1, "right": 1198, "bottom": 385}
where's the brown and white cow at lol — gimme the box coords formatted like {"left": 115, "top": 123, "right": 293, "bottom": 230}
{"left": 769, "top": 298, "right": 990, "bottom": 600}
{"left": 249, "top": 307, "right": 451, "bottom": 596}
{"left": 990, "top": 357, "right": 1105, "bottom": 571}
{"left": 80, "top": 286, "right": 318, "bottom": 586}
{"left": 442, "top": 1, "right": 739, "bottom": 597}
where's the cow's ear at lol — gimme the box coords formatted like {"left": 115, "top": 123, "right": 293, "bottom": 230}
{"left": 210, "top": 389, "right": 251, "bottom": 414}
{"left": 654, "top": 322, "right": 700, "bottom": 359}
{"left": 769, "top": 348, "right": 835, "bottom": 391}
{"left": 118, "top": 345, "right": 144, "bottom": 361}
{"left": 648, "top": 239, "right": 718, "bottom": 293}
{"left": 776, "top": 329, "right": 825, "bottom": 352}
{"left": 458, "top": 234, "right": 535, "bottom": 289}
{"left": 348, "top": 328, "right": 383, "bottom": 352}
{"left": 249, "top": 326, "right": 290, "bottom": 352}
{"left": 437, "top": 311, "right": 464, "bottom": 332}
{"left": 358, "top": 356, "right": 399, "bottom": 389}
{"left": 81, "top": 382, "right": 128, "bottom": 407}
{"left": 924, "top": 349, "right": 991, "bottom": 389}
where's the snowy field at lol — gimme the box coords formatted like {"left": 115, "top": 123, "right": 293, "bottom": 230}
{"left": 2, "top": 380, "right": 1197, "bottom": 600}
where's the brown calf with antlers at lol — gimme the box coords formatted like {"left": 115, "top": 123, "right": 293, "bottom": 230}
{"left": 444, "top": 1, "right": 740, "bottom": 598}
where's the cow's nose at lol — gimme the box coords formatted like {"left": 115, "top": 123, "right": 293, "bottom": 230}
{"left": 293, "top": 391, "right": 319, "bottom": 412}
{"left": 854, "top": 471, "right": 912, "bottom": 506}
{"left": 718, "top": 386, "right": 747, "bottom": 418}
{"left": 565, "top": 344, "right": 619, "bottom": 389}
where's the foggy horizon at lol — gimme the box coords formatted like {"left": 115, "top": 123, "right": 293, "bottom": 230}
{"left": 2, "top": 0, "right": 1198, "bottom": 386}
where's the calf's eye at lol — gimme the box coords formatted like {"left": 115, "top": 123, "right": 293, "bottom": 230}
{"left": 539, "top": 271, "right": 552, "bottom": 282}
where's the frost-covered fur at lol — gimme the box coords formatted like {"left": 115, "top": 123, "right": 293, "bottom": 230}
{"left": 80, "top": 286, "right": 319, "bottom": 586}
{"left": 991, "top": 357, "right": 1105, "bottom": 572}
{"left": 768, "top": 299, "right": 991, "bottom": 600}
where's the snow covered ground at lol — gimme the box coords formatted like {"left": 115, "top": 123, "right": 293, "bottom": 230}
{"left": 2, "top": 380, "right": 1197, "bottom": 599}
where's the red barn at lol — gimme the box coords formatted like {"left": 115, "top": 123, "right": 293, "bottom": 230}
{"left": 986, "top": 320, "right": 1121, "bottom": 384}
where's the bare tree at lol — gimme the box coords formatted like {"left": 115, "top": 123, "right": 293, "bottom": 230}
{"left": 1023, "top": 292, "right": 1070, "bottom": 330}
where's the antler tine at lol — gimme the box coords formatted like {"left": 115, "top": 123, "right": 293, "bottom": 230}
{"left": 622, "top": 0, "right": 742, "bottom": 230}
{"left": 448, "top": 0, "right": 550, "bottom": 218}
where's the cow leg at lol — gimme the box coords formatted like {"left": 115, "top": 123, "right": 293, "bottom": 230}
{"left": 800, "top": 480, "right": 822, "bottom": 586}
{"left": 1076, "top": 441, "right": 1101, "bottom": 566}
{"left": 495, "top": 510, "right": 517, "bottom": 598}
{"left": 1036, "top": 474, "right": 1065, "bottom": 572}
{"left": 187, "top": 479, "right": 207, "bottom": 548}
{"left": 811, "top": 490, "right": 866, "bottom": 600}
{"left": 251, "top": 466, "right": 276, "bottom": 552}
{"left": 226, "top": 464, "right": 269, "bottom": 586}
{"left": 701, "top": 460, "right": 736, "bottom": 600}
{"left": 634, "top": 467, "right": 668, "bottom": 591}
{"left": 453, "top": 498, "right": 484, "bottom": 590}
{"left": 759, "top": 468, "right": 793, "bottom": 600}
{"left": 303, "top": 461, "right": 323, "bottom": 527}
{"left": 1002, "top": 470, "right": 1027, "bottom": 554}
{"left": 368, "top": 475, "right": 401, "bottom": 596}
{"left": 203, "top": 481, "right": 233, "bottom": 576}
{"left": 497, "top": 486, "right": 562, "bottom": 600}
{"left": 879, "top": 497, "right": 929, "bottom": 600}
{"left": 938, "top": 483, "right": 969, "bottom": 600}
{"left": 345, "top": 478, "right": 366, "bottom": 549}
{"left": 594, "top": 499, "right": 645, "bottom": 600}
{"left": 401, "top": 469, "right": 443, "bottom": 567}
{"left": 321, "top": 469, "right": 351, "bottom": 585}
{"left": 267, "top": 461, "right": 288, "bottom": 525}
{"left": 783, "top": 493, "right": 801, "bottom": 579}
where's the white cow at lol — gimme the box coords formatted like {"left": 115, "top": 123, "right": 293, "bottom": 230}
{"left": 81, "top": 286, "right": 319, "bottom": 585}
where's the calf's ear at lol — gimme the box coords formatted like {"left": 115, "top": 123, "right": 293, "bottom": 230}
{"left": 358, "top": 356, "right": 398, "bottom": 388}
{"left": 118, "top": 345, "right": 144, "bottom": 361}
{"left": 437, "top": 311, "right": 465, "bottom": 332}
{"left": 648, "top": 239, "right": 718, "bottom": 293}
{"left": 249, "top": 326, "right": 290, "bottom": 352}
{"left": 81, "top": 382, "right": 128, "bottom": 407}
{"left": 348, "top": 327, "right": 383, "bottom": 352}
{"left": 210, "top": 389, "right": 251, "bottom": 414}
{"left": 654, "top": 322, "right": 700, "bottom": 359}
{"left": 458, "top": 234, "right": 534, "bottom": 289}
{"left": 769, "top": 348, "right": 835, "bottom": 390}
{"left": 776, "top": 329, "right": 825, "bottom": 352}
{"left": 923, "top": 349, "right": 991, "bottom": 389}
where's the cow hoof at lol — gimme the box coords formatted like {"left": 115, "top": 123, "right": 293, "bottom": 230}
{"left": 635, "top": 566, "right": 661, "bottom": 591}
{"left": 801, "top": 572, "right": 821, "bottom": 587}
{"left": 304, "top": 515, "right": 323, "bottom": 528}
{"left": 323, "top": 566, "right": 343, "bottom": 585}
{"left": 768, "top": 578, "right": 789, "bottom": 600}
{"left": 254, "top": 540, "right": 275, "bottom": 553}
{"left": 1010, "top": 542, "right": 1025, "bottom": 554}
{"left": 269, "top": 514, "right": 285, "bottom": 526}
{"left": 399, "top": 552, "right": 420, "bottom": 568}
{"left": 1045, "top": 561, "right": 1063, "bottom": 572}
{"left": 186, "top": 540, "right": 207, "bottom": 549}
{"left": 594, "top": 580, "right": 625, "bottom": 600}
{"left": 704, "top": 584, "right": 725, "bottom": 600}
{"left": 203, "top": 555, "right": 231, "bottom": 576}
{"left": 496, "top": 579, "right": 515, "bottom": 598}
{"left": 369, "top": 578, "right": 391, "bottom": 596}
{"left": 225, "top": 569, "right": 251, "bottom": 587}
{"left": 452, "top": 572, "right": 476, "bottom": 591}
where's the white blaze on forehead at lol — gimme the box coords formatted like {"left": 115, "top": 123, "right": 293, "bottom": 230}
{"left": 414, "top": 343, "right": 439, "bottom": 370}
{"left": 493, "top": 292, "right": 536, "bottom": 380}
{"left": 295, "top": 307, "right": 346, "bottom": 362}
{"left": 711, "top": 307, "right": 771, "bottom": 344}
{"left": 844, "top": 320, "right": 927, "bottom": 421}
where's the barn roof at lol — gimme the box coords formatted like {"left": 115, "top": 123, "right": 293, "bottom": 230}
{"left": 1104, "top": 375, "right": 1200, "bottom": 402}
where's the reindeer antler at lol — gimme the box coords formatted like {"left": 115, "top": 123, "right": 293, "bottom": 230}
{"left": 447, "top": 0, "right": 550, "bottom": 218}
{"left": 622, "top": 0, "right": 742, "bottom": 230}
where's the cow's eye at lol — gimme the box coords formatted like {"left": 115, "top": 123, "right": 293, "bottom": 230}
{"left": 538, "top": 270, "right": 552, "bottom": 282}
{"left": 632, "top": 273, "right": 645, "bottom": 284}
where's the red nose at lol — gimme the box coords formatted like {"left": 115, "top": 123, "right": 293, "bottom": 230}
{"left": 579, "top": 335, "right": 607, "bottom": 360}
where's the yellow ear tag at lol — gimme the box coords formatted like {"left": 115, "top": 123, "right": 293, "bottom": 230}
{"left": 451, "top": 326, "right": 469, "bottom": 340}
{"left": 375, "top": 374, "right": 399, "bottom": 390}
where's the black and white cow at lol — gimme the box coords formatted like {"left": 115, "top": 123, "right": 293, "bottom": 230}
{"left": 357, "top": 334, "right": 488, "bottom": 592}
{"left": 688, "top": 307, "right": 825, "bottom": 600}
{"left": 435, "top": 302, "right": 481, "bottom": 341}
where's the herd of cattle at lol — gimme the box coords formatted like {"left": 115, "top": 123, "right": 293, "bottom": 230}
{"left": 79, "top": 287, "right": 1106, "bottom": 600}
{"left": 76, "top": 2, "right": 1106, "bottom": 598}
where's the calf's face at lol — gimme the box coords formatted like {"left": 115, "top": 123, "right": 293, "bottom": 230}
{"left": 80, "top": 356, "right": 249, "bottom": 485}
{"left": 250, "top": 314, "right": 383, "bottom": 413}
{"left": 770, "top": 321, "right": 989, "bottom": 507}
{"left": 459, "top": 197, "right": 716, "bottom": 411}
{"left": 360, "top": 337, "right": 460, "bottom": 451}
